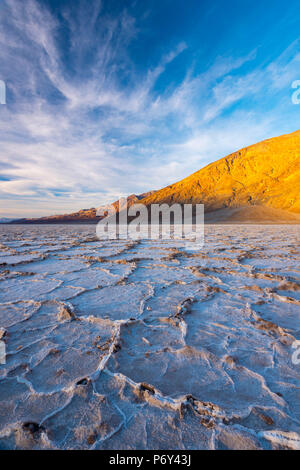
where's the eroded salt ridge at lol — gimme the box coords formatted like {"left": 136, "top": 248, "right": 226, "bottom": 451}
{"left": 0, "top": 224, "right": 299, "bottom": 450}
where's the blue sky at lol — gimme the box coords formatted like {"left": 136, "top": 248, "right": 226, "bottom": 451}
{"left": 1, "top": 0, "right": 300, "bottom": 217}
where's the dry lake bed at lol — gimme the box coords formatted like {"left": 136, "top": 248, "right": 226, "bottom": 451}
{"left": 0, "top": 224, "right": 299, "bottom": 450}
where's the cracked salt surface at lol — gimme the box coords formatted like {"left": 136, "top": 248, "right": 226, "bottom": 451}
{"left": 0, "top": 224, "right": 299, "bottom": 450}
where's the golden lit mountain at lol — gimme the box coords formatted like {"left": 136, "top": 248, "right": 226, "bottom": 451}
{"left": 140, "top": 129, "right": 300, "bottom": 222}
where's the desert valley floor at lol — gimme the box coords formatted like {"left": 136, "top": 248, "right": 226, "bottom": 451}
{"left": 0, "top": 224, "right": 299, "bottom": 450}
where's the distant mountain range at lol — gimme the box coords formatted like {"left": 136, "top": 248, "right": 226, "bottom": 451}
{"left": 10, "top": 192, "right": 155, "bottom": 224}
{"left": 0, "top": 217, "right": 16, "bottom": 223}
{"left": 8, "top": 129, "right": 300, "bottom": 224}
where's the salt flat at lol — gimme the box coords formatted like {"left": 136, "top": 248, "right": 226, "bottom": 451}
{"left": 0, "top": 224, "right": 299, "bottom": 450}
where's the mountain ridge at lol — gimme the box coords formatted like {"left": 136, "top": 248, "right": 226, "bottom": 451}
{"left": 10, "top": 192, "right": 155, "bottom": 224}
{"left": 139, "top": 129, "right": 300, "bottom": 215}
{"left": 7, "top": 129, "right": 300, "bottom": 224}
